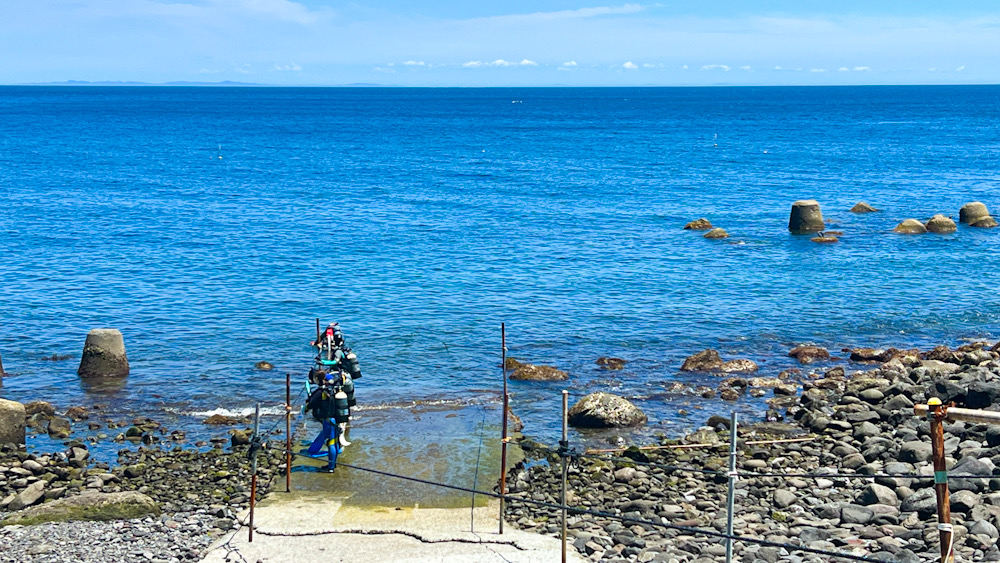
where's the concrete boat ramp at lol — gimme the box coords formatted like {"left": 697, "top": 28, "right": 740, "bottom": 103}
{"left": 202, "top": 403, "right": 583, "bottom": 562}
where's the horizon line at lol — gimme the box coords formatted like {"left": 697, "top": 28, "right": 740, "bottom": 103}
{"left": 6, "top": 81, "right": 1000, "bottom": 89}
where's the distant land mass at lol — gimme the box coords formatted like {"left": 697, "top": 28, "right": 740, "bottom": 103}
{"left": 22, "top": 80, "right": 267, "bottom": 86}
{"left": 17, "top": 80, "right": 390, "bottom": 87}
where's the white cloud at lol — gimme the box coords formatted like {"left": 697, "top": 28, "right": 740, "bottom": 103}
{"left": 481, "top": 4, "right": 644, "bottom": 24}
{"left": 273, "top": 62, "right": 301, "bottom": 71}
{"left": 561, "top": 61, "right": 577, "bottom": 67}
{"left": 214, "top": 0, "right": 326, "bottom": 25}
{"left": 623, "top": 61, "right": 638, "bottom": 69}
{"left": 929, "top": 67, "right": 937, "bottom": 72}
{"left": 403, "top": 61, "right": 426, "bottom": 66}
{"left": 810, "top": 68, "right": 825, "bottom": 73}
{"left": 838, "top": 67, "right": 850, "bottom": 72}
{"left": 462, "top": 59, "right": 538, "bottom": 68}
{"left": 701, "top": 64, "right": 730, "bottom": 71}
{"left": 739, "top": 65, "right": 753, "bottom": 71}
{"left": 642, "top": 63, "right": 660, "bottom": 68}
{"left": 682, "top": 65, "right": 688, "bottom": 70}
{"left": 774, "top": 66, "right": 783, "bottom": 70}
{"left": 854, "top": 66, "right": 871, "bottom": 71}
{"left": 956, "top": 65, "right": 966, "bottom": 71}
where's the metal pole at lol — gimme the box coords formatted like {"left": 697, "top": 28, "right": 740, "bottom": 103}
{"left": 927, "top": 398, "right": 954, "bottom": 563}
{"left": 315, "top": 318, "right": 321, "bottom": 346}
{"left": 249, "top": 402, "right": 260, "bottom": 543}
{"left": 286, "top": 372, "right": 292, "bottom": 493}
{"left": 725, "top": 412, "right": 738, "bottom": 563}
{"left": 561, "top": 390, "right": 569, "bottom": 563}
{"left": 499, "top": 322, "right": 508, "bottom": 535}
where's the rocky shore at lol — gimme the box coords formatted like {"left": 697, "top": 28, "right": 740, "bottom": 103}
{"left": 504, "top": 341, "right": 1000, "bottom": 562}
{"left": 0, "top": 440, "right": 286, "bottom": 562}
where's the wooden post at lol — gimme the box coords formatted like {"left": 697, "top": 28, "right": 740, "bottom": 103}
{"left": 286, "top": 372, "right": 292, "bottom": 493}
{"left": 927, "top": 398, "right": 954, "bottom": 563}
{"left": 499, "top": 322, "right": 508, "bottom": 535}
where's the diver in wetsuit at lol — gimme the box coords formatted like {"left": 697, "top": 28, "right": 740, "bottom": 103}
{"left": 305, "top": 373, "right": 346, "bottom": 472}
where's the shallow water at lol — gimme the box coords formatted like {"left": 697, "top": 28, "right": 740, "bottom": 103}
{"left": 2, "top": 85, "right": 1000, "bottom": 455}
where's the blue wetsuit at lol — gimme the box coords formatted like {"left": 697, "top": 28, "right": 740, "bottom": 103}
{"left": 307, "top": 418, "right": 342, "bottom": 469}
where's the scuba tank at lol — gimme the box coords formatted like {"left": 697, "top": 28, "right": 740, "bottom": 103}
{"left": 343, "top": 351, "right": 362, "bottom": 379}
{"left": 342, "top": 373, "right": 356, "bottom": 407}
{"left": 333, "top": 391, "right": 350, "bottom": 424}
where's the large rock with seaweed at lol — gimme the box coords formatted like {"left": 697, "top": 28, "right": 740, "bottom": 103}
{"left": 1, "top": 491, "right": 160, "bottom": 526}
{"left": 568, "top": 392, "right": 646, "bottom": 428}
{"left": 505, "top": 358, "right": 568, "bottom": 381}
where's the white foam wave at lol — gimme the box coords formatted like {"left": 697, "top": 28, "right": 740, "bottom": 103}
{"left": 177, "top": 406, "right": 288, "bottom": 418}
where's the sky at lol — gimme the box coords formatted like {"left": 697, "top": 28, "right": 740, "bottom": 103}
{"left": 2, "top": 0, "right": 999, "bottom": 86}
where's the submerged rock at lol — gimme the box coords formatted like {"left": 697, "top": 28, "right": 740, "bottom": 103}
{"left": 506, "top": 358, "right": 568, "bottom": 381}
{"left": 703, "top": 227, "right": 728, "bottom": 239}
{"left": 567, "top": 392, "right": 646, "bottom": 428}
{"left": 681, "top": 349, "right": 723, "bottom": 372}
{"left": 683, "top": 218, "right": 713, "bottom": 230}
{"left": 254, "top": 361, "right": 274, "bottom": 371}
{"left": 789, "top": 345, "right": 830, "bottom": 364}
{"left": 595, "top": 357, "right": 627, "bottom": 370}
{"left": 971, "top": 216, "right": 999, "bottom": 228}
{"left": 720, "top": 359, "right": 758, "bottom": 373}
{"left": 960, "top": 201, "right": 990, "bottom": 224}
{"left": 811, "top": 235, "right": 838, "bottom": 243}
{"left": 850, "top": 201, "right": 879, "bottom": 213}
{"left": 893, "top": 219, "right": 927, "bottom": 234}
{"left": 925, "top": 214, "right": 957, "bottom": 233}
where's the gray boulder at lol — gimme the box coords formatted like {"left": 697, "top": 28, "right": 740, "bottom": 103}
{"left": 900, "top": 487, "right": 938, "bottom": 514}
{"left": 568, "top": 392, "right": 647, "bottom": 428}
{"left": 0, "top": 399, "right": 26, "bottom": 444}
{"left": 859, "top": 483, "right": 900, "bottom": 507}
{"left": 899, "top": 441, "right": 932, "bottom": 463}
{"left": 704, "top": 227, "right": 729, "bottom": 239}
{"left": 841, "top": 504, "right": 874, "bottom": 524}
{"left": 1, "top": 491, "right": 160, "bottom": 526}
{"left": 7, "top": 481, "right": 46, "bottom": 511}
{"left": 971, "top": 216, "right": 999, "bottom": 228}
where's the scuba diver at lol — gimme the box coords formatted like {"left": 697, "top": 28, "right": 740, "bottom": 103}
{"left": 305, "top": 372, "right": 351, "bottom": 472}
{"left": 311, "top": 322, "right": 363, "bottom": 380}
{"left": 304, "top": 321, "right": 362, "bottom": 472}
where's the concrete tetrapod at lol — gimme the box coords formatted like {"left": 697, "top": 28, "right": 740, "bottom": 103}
{"left": 0, "top": 399, "right": 26, "bottom": 445}
{"left": 78, "top": 329, "right": 129, "bottom": 378}
{"left": 894, "top": 219, "right": 927, "bottom": 235}
{"left": 960, "top": 202, "right": 990, "bottom": 224}
{"left": 788, "top": 200, "right": 825, "bottom": 233}
{"left": 925, "top": 214, "right": 957, "bottom": 234}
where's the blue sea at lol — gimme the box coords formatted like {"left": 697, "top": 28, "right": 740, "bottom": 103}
{"left": 2, "top": 85, "right": 1000, "bottom": 456}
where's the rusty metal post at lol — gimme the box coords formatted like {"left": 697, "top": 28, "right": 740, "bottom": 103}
{"left": 248, "top": 402, "right": 260, "bottom": 542}
{"left": 560, "top": 389, "right": 569, "bottom": 563}
{"left": 927, "top": 397, "right": 954, "bottom": 563}
{"left": 286, "top": 372, "right": 292, "bottom": 493}
{"left": 499, "top": 322, "right": 508, "bottom": 534}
